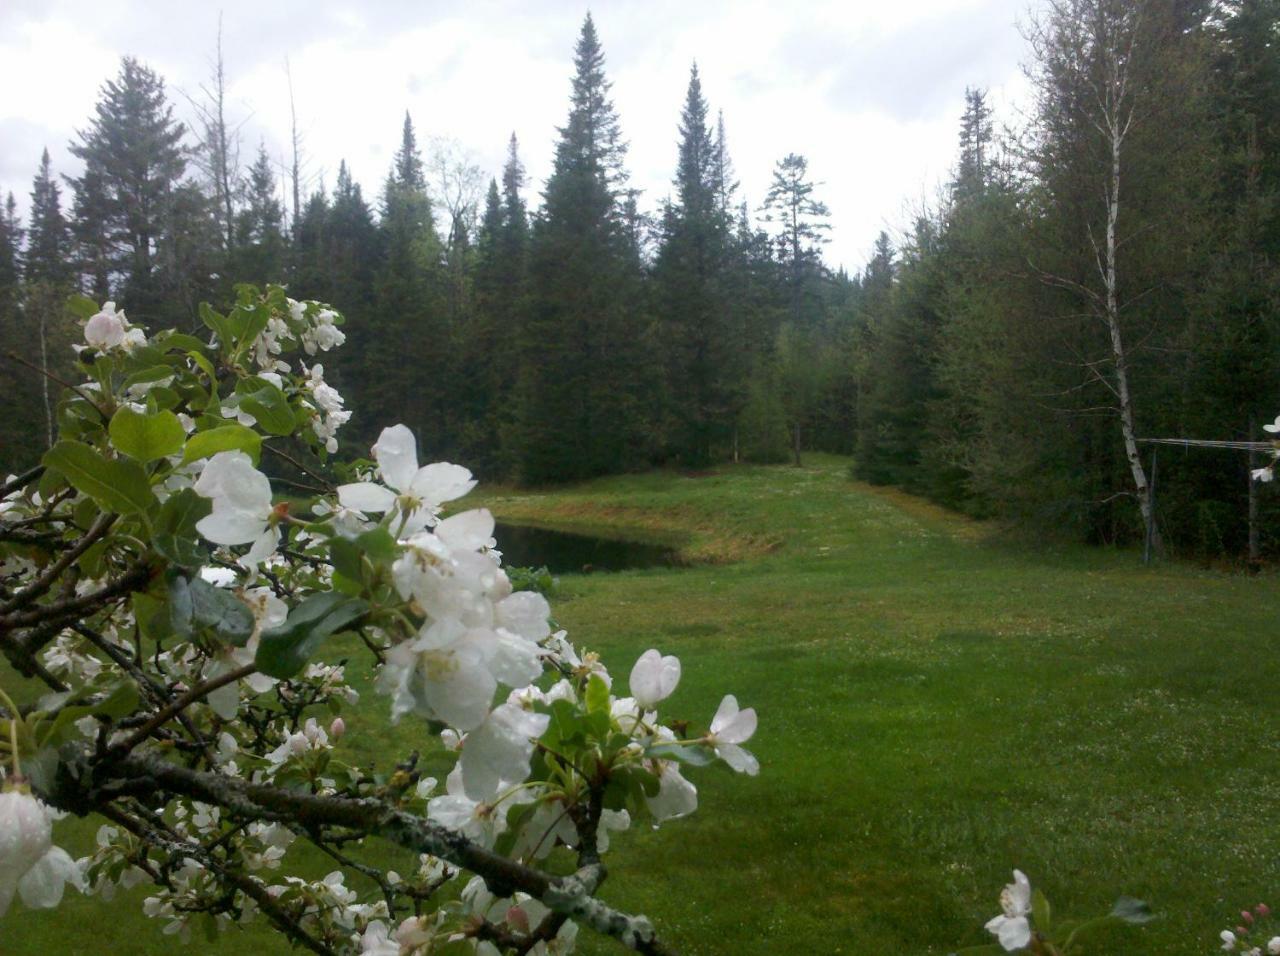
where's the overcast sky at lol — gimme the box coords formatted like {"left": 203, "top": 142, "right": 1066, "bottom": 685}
{"left": 0, "top": 0, "right": 1037, "bottom": 273}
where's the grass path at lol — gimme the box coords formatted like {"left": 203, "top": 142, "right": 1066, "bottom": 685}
{"left": 8, "top": 455, "right": 1279, "bottom": 954}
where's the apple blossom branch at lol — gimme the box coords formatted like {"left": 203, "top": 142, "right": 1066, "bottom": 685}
{"left": 45, "top": 747, "right": 680, "bottom": 956}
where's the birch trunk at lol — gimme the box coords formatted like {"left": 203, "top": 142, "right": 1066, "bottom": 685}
{"left": 1102, "top": 55, "right": 1162, "bottom": 555}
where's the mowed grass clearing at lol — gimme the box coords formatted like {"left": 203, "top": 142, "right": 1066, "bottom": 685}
{"left": 7, "top": 453, "right": 1279, "bottom": 954}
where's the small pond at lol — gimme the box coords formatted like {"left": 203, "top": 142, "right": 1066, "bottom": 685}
{"left": 494, "top": 522, "right": 682, "bottom": 574}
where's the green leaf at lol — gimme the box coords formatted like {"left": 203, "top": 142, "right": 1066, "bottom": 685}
{"left": 67, "top": 293, "right": 100, "bottom": 320}
{"left": 329, "top": 538, "right": 364, "bottom": 582}
{"left": 236, "top": 378, "right": 295, "bottom": 435}
{"left": 121, "top": 364, "right": 176, "bottom": 390}
{"left": 357, "top": 526, "right": 398, "bottom": 562}
{"left": 43, "top": 441, "right": 156, "bottom": 515}
{"left": 109, "top": 407, "right": 186, "bottom": 462}
{"left": 156, "top": 332, "right": 208, "bottom": 353}
{"left": 154, "top": 489, "right": 212, "bottom": 566}
{"left": 182, "top": 424, "right": 262, "bottom": 466}
{"left": 200, "top": 302, "right": 233, "bottom": 343}
{"left": 40, "top": 682, "right": 141, "bottom": 750}
{"left": 585, "top": 673, "right": 610, "bottom": 715}
{"left": 646, "top": 742, "right": 715, "bottom": 767}
{"left": 1032, "top": 889, "right": 1051, "bottom": 933}
{"left": 256, "top": 593, "right": 368, "bottom": 679}
{"left": 168, "top": 572, "right": 254, "bottom": 646}
{"left": 1109, "top": 897, "right": 1154, "bottom": 925}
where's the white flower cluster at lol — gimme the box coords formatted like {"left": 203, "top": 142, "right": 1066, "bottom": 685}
{"left": 248, "top": 297, "right": 347, "bottom": 373}
{"left": 0, "top": 784, "right": 85, "bottom": 917}
{"left": 1251, "top": 414, "right": 1280, "bottom": 483}
{"left": 82, "top": 302, "right": 146, "bottom": 353}
{"left": 304, "top": 363, "right": 352, "bottom": 453}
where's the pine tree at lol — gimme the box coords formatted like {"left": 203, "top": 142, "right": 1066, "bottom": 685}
{"left": 0, "top": 194, "right": 35, "bottom": 470}
{"left": 517, "top": 15, "right": 649, "bottom": 482}
{"left": 761, "top": 152, "right": 830, "bottom": 326}
{"left": 68, "top": 56, "right": 191, "bottom": 322}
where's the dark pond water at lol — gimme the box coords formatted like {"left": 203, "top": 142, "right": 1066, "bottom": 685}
{"left": 495, "top": 522, "right": 682, "bottom": 574}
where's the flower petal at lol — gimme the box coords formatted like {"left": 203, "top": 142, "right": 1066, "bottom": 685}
{"left": 337, "top": 482, "right": 396, "bottom": 513}
{"left": 411, "top": 462, "right": 476, "bottom": 508}
{"left": 373, "top": 425, "right": 419, "bottom": 492}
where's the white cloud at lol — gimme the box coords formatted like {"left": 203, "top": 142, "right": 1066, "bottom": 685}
{"left": 0, "top": 0, "right": 1036, "bottom": 272}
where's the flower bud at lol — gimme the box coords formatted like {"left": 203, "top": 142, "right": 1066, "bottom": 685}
{"left": 1259, "top": 904, "right": 1272, "bottom": 918}
{"left": 1245, "top": 911, "right": 1256, "bottom": 924}
{"left": 329, "top": 717, "right": 346, "bottom": 740}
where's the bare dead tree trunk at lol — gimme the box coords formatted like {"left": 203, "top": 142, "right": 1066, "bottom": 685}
{"left": 286, "top": 58, "right": 302, "bottom": 231}
{"left": 38, "top": 309, "right": 52, "bottom": 447}
{"left": 213, "top": 19, "right": 235, "bottom": 253}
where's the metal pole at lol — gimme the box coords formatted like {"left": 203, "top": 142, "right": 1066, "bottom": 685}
{"left": 1248, "top": 418, "right": 1260, "bottom": 569}
{"left": 1143, "top": 446, "right": 1158, "bottom": 565}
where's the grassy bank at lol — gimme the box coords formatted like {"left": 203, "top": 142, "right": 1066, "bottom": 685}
{"left": 7, "top": 454, "right": 1279, "bottom": 954}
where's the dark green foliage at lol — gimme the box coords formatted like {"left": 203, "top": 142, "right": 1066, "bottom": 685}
{"left": 515, "top": 14, "right": 650, "bottom": 483}
{"left": 1, "top": 9, "right": 1274, "bottom": 557}
{"left": 68, "top": 56, "right": 197, "bottom": 324}
{"left": 231, "top": 143, "right": 288, "bottom": 286}
{"left": 653, "top": 65, "right": 739, "bottom": 465}
{"left": 26, "top": 150, "right": 71, "bottom": 287}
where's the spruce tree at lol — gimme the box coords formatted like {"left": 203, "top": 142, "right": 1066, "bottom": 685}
{"left": 653, "top": 63, "right": 736, "bottom": 465}
{"left": 0, "top": 194, "right": 35, "bottom": 470}
{"left": 954, "top": 87, "right": 994, "bottom": 199}
{"left": 232, "top": 143, "right": 287, "bottom": 286}
{"left": 370, "top": 117, "right": 448, "bottom": 452}
{"left": 27, "top": 149, "right": 71, "bottom": 286}
{"left": 23, "top": 152, "right": 79, "bottom": 463}
{"left": 68, "top": 56, "right": 190, "bottom": 322}
{"left": 517, "top": 14, "right": 648, "bottom": 482}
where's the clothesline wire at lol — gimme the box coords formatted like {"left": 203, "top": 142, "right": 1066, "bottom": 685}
{"left": 1136, "top": 438, "right": 1277, "bottom": 451}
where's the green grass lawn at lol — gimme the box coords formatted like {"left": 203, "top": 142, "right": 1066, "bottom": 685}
{"left": 7, "top": 454, "right": 1279, "bottom": 954}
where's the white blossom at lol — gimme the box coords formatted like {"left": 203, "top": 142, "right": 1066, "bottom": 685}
{"left": 84, "top": 302, "right": 145, "bottom": 353}
{"left": 629, "top": 649, "right": 681, "bottom": 709}
{"left": 985, "top": 870, "right": 1033, "bottom": 951}
{"left": 707, "top": 694, "right": 759, "bottom": 775}
{"left": 194, "top": 451, "right": 280, "bottom": 566}
{"left": 459, "top": 702, "right": 551, "bottom": 801}
{"left": 338, "top": 425, "right": 475, "bottom": 535}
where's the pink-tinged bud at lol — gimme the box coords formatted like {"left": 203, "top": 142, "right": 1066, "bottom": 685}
{"left": 1259, "top": 904, "right": 1272, "bottom": 918}
{"left": 329, "top": 717, "right": 346, "bottom": 740}
{"left": 1244, "top": 911, "right": 1256, "bottom": 924}
{"left": 1238, "top": 925, "right": 1250, "bottom": 937}
{"left": 506, "top": 905, "right": 530, "bottom": 934}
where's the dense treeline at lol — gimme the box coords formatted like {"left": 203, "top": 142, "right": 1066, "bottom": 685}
{"left": 1, "top": 2, "right": 1277, "bottom": 558}
{"left": 852, "top": 0, "right": 1280, "bottom": 559}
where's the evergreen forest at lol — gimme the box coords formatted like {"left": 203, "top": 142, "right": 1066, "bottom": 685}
{"left": 2, "top": 1, "right": 1278, "bottom": 560}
